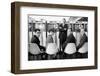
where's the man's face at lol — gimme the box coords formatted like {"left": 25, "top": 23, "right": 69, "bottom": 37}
{"left": 50, "top": 31, "right": 54, "bottom": 36}
{"left": 67, "top": 29, "right": 72, "bottom": 36}
{"left": 81, "top": 25, "right": 84, "bottom": 29}
{"left": 62, "top": 19, "right": 66, "bottom": 24}
{"left": 35, "top": 31, "right": 41, "bottom": 37}
{"left": 80, "top": 29, "right": 85, "bottom": 36}
{"left": 79, "top": 25, "right": 84, "bottom": 29}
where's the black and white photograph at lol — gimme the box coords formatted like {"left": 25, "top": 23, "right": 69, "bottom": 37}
{"left": 28, "top": 15, "right": 88, "bottom": 61}
{"left": 11, "top": 2, "right": 97, "bottom": 74}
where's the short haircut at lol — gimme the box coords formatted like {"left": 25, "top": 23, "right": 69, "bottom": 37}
{"left": 63, "top": 18, "right": 66, "bottom": 21}
{"left": 81, "top": 24, "right": 84, "bottom": 27}
{"left": 48, "top": 29, "right": 55, "bottom": 33}
{"left": 34, "top": 29, "right": 40, "bottom": 32}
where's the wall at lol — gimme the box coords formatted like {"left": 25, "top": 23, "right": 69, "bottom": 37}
{"left": 0, "top": 0, "right": 100, "bottom": 76}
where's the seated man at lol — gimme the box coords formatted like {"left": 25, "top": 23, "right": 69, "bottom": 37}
{"left": 31, "top": 29, "right": 45, "bottom": 52}
{"left": 46, "top": 29, "right": 58, "bottom": 59}
{"left": 77, "top": 28, "right": 88, "bottom": 58}
{"left": 63, "top": 28, "right": 76, "bottom": 59}
{"left": 46, "top": 29, "right": 54, "bottom": 45}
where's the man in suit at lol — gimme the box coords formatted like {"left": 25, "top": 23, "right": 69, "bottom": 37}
{"left": 76, "top": 25, "right": 88, "bottom": 58}
{"left": 56, "top": 18, "right": 68, "bottom": 59}
{"left": 46, "top": 29, "right": 58, "bottom": 59}
{"left": 46, "top": 29, "right": 54, "bottom": 45}
{"left": 62, "top": 28, "right": 76, "bottom": 59}
{"left": 59, "top": 18, "right": 68, "bottom": 51}
{"left": 31, "top": 29, "right": 45, "bottom": 52}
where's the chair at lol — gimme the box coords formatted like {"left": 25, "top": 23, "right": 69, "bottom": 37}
{"left": 46, "top": 43, "right": 58, "bottom": 60}
{"left": 78, "top": 42, "right": 88, "bottom": 58}
{"left": 78, "top": 42, "right": 88, "bottom": 53}
{"left": 28, "top": 43, "right": 42, "bottom": 60}
{"left": 64, "top": 43, "right": 77, "bottom": 59}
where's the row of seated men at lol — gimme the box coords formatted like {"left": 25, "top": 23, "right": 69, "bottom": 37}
{"left": 28, "top": 28, "right": 88, "bottom": 60}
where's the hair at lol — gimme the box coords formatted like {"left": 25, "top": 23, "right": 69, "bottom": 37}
{"left": 48, "top": 29, "right": 55, "bottom": 33}
{"left": 63, "top": 18, "right": 66, "bottom": 21}
{"left": 34, "top": 29, "right": 40, "bottom": 32}
{"left": 63, "top": 18, "right": 66, "bottom": 23}
{"left": 81, "top": 24, "right": 84, "bottom": 28}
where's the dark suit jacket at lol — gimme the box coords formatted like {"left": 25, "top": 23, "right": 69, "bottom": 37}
{"left": 46, "top": 35, "right": 54, "bottom": 44}
{"left": 77, "top": 33, "right": 88, "bottom": 50}
{"left": 59, "top": 24, "right": 68, "bottom": 45}
{"left": 62, "top": 33, "right": 76, "bottom": 50}
{"left": 31, "top": 35, "right": 40, "bottom": 47}
{"left": 31, "top": 35, "right": 46, "bottom": 51}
